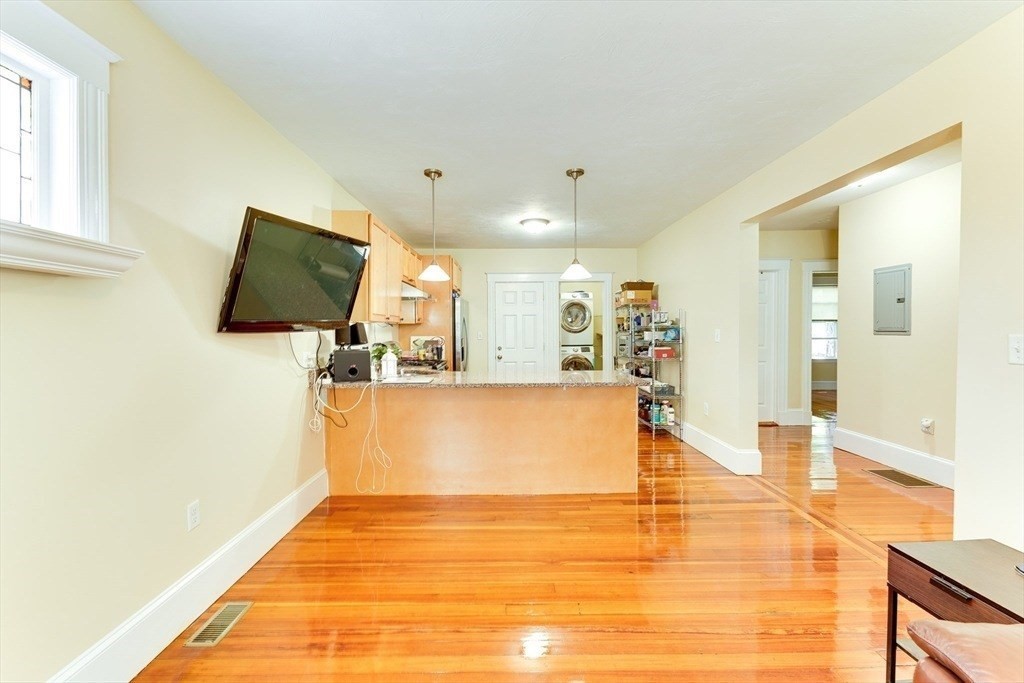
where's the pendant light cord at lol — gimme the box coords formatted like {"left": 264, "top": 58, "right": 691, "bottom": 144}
{"left": 573, "top": 174, "right": 578, "bottom": 259}
{"left": 431, "top": 175, "right": 437, "bottom": 262}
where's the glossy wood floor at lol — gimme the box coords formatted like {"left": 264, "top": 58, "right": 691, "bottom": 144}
{"left": 135, "top": 423, "right": 952, "bottom": 682}
{"left": 812, "top": 390, "right": 838, "bottom": 421}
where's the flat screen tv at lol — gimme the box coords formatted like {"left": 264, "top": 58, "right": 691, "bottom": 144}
{"left": 217, "top": 207, "right": 369, "bottom": 333}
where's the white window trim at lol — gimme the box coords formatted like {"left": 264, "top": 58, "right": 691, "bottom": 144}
{"left": 0, "top": 0, "right": 143, "bottom": 277}
{"left": 0, "top": 219, "right": 143, "bottom": 277}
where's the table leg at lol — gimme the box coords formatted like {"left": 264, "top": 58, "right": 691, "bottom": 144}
{"left": 886, "top": 584, "right": 898, "bottom": 683}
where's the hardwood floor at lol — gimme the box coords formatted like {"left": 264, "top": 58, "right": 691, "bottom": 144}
{"left": 135, "top": 424, "right": 952, "bottom": 682}
{"left": 812, "top": 390, "right": 838, "bottom": 421}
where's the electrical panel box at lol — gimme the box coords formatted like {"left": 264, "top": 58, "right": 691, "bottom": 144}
{"left": 874, "top": 264, "right": 912, "bottom": 335}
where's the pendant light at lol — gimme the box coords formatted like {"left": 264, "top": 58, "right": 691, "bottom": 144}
{"left": 560, "top": 168, "right": 592, "bottom": 281}
{"left": 418, "top": 168, "right": 450, "bottom": 282}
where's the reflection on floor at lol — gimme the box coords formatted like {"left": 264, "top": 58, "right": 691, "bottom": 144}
{"left": 136, "top": 423, "right": 952, "bottom": 683}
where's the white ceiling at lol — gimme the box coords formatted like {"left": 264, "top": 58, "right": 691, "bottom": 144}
{"left": 134, "top": 0, "right": 1019, "bottom": 249}
{"left": 760, "top": 140, "right": 964, "bottom": 231}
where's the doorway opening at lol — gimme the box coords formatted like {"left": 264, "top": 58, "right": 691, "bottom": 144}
{"left": 754, "top": 125, "right": 961, "bottom": 432}
{"left": 806, "top": 266, "right": 839, "bottom": 421}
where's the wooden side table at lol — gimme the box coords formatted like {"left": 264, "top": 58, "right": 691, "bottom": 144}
{"left": 886, "top": 539, "right": 1024, "bottom": 683}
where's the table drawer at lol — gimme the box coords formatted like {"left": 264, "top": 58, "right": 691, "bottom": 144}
{"left": 888, "top": 549, "right": 1018, "bottom": 624}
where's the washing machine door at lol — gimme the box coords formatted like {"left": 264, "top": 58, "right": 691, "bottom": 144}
{"left": 560, "top": 354, "right": 595, "bottom": 371}
{"left": 560, "top": 300, "right": 592, "bottom": 333}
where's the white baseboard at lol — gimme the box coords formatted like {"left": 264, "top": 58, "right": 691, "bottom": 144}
{"left": 776, "top": 409, "right": 811, "bottom": 426}
{"left": 812, "top": 381, "right": 837, "bottom": 390}
{"left": 832, "top": 428, "right": 954, "bottom": 489}
{"left": 50, "top": 469, "right": 329, "bottom": 683}
{"left": 682, "top": 422, "right": 762, "bottom": 475}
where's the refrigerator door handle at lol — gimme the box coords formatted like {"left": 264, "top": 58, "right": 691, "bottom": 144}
{"left": 461, "top": 317, "right": 469, "bottom": 369}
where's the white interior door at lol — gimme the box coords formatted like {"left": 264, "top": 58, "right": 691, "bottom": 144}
{"left": 758, "top": 270, "right": 777, "bottom": 422}
{"left": 493, "top": 281, "right": 546, "bottom": 380}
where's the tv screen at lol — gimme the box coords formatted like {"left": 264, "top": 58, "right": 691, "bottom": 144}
{"left": 217, "top": 207, "right": 369, "bottom": 333}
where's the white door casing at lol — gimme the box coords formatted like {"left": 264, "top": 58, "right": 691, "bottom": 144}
{"left": 492, "top": 280, "right": 546, "bottom": 380}
{"left": 758, "top": 270, "right": 777, "bottom": 422}
{"left": 758, "top": 259, "right": 791, "bottom": 424}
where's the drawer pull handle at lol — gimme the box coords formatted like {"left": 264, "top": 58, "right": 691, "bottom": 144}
{"left": 930, "top": 576, "right": 973, "bottom": 603}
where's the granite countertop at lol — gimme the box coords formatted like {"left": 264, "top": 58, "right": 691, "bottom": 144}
{"left": 330, "top": 369, "right": 641, "bottom": 389}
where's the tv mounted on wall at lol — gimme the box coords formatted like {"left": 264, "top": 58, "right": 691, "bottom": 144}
{"left": 217, "top": 207, "right": 369, "bottom": 334}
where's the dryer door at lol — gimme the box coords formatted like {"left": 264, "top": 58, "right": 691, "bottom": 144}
{"left": 560, "top": 354, "right": 595, "bottom": 371}
{"left": 560, "top": 300, "right": 593, "bottom": 333}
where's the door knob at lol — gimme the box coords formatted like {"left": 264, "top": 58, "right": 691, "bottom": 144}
{"left": 497, "top": 355, "right": 503, "bottom": 360}
{"left": 497, "top": 346, "right": 502, "bottom": 351}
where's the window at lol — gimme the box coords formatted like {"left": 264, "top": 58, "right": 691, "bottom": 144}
{"left": 0, "top": 64, "right": 34, "bottom": 225}
{"left": 811, "top": 273, "right": 838, "bottom": 360}
{"left": 0, "top": 0, "right": 142, "bottom": 277}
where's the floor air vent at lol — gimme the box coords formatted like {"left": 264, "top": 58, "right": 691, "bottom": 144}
{"left": 184, "top": 602, "right": 252, "bottom": 647}
{"left": 866, "top": 469, "right": 938, "bottom": 488}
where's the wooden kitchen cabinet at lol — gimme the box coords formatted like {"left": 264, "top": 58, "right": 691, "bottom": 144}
{"left": 331, "top": 210, "right": 413, "bottom": 324}
{"left": 451, "top": 258, "right": 463, "bottom": 293}
{"left": 386, "top": 231, "right": 403, "bottom": 321}
{"left": 401, "top": 244, "right": 421, "bottom": 285}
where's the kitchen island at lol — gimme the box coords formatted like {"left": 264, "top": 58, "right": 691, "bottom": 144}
{"left": 324, "top": 370, "right": 639, "bottom": 495}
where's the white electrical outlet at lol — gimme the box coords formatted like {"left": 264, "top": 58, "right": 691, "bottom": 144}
{"left": 920, "top": 418, "right": 935, "bottom": 435}
{"left": 302, "top": 351, "right": 316, "bottom": 368}
{"left": 477, "top": 331, "right": 484, "bottom": 341}
{"left": 1009, "top": 334, "right": 1024, "bottom": 365}
{"left": 187, "top": 500, "right": 201, "bottom": 531}
{"left": 703, "top": 402, "right": 710, "bottom": 416}
{"left": 714, "top": 329, "right": 721, "bottom": 343}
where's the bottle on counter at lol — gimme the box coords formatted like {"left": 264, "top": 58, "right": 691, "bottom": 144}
{"left": 663, "top": 401, "right": 674, "bottom": 425}
{"left": 381, "top": 349, "right": 398, "bottom": 379}
{"left": 651, "top": 402, "right": 661, "bottom": 425}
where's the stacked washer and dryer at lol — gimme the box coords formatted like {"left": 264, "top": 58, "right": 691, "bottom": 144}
{"left": 559, "top": 291, "right": 596, "bottom": 370}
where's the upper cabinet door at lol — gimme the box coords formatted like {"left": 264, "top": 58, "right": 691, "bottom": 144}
{"left": 330, "top": 210, "right": 371, "bottom": 322}
{"left": 386, "top": 231, "right": 404, "bottom": 320}
{"left": 402, "top": 244, "right": 419, "bottom": 284}
{"left": 368, "top": 218, "right": 390, "bottom": 321}
{"left": 452, "top": 258, "right": 463, "bottom": 293}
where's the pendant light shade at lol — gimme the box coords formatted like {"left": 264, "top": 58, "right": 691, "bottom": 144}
{"left": 419, "top": 168, "right": 450, "bottom": 282}
{"left": 561, "top": 259, "right": 591, "bottom": 281}
{"left": 419, "top": 262, "right": 449, "bottom": 281}
{"left": 560, "top": 168, "right": 591, "bottom": 281}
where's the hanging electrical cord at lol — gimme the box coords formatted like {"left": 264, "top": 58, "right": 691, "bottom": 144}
{"left": 355, "top": 380, "right": 392, "bottom": 494}
{"left": 309, "top": 373, "right": 392, "bottom": 494}
{"left": 289, "top": 331, "right": 325, "bottom": 373}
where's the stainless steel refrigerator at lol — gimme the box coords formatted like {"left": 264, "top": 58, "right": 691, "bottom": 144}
{"left": 452, "top": 292, "right": 468, "bottom": 371}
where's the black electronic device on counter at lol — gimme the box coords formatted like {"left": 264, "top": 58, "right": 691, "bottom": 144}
{"left": 331, "top": 348, "right": 371, "bottom": 382}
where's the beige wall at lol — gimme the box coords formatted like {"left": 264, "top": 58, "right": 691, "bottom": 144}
{"left": 759, "top": 229, "right": 839, "bottom": 406}
{"left": 812, "top": 360, "right": 837, "bottom": 384}
{"left": 837, "top": 163, "right": 961, "bottom": 460}
{"left": 0, "top": 2, "right": 365, "bottom": 679}
{"left": 448, "top": 248, "right": 637, "bottom": 369}
{"left": 639, "top": 10, "right": 1023, "bottom": 548}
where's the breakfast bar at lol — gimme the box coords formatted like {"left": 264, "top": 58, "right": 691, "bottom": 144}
{"left": 325, "top": 370, "right": 639, "bottom": 495}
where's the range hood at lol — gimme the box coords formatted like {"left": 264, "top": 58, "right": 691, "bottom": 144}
{"left": 400, "top": 281, "right": 430, "bottom": 300}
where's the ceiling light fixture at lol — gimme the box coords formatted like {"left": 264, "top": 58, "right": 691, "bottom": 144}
{"left": 846, "top": 170, "right": 888, "bottom": 189}
{"left": 418, "top": 168, "right": 450, "bottom": 282}
{"left": 560, "top": 168, "right": 591, "bottom": 281}
{"left": 520, "top": 218, "right": 549, "bottom": 234}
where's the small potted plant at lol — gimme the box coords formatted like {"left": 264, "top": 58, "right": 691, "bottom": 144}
{"left": 369, "top": 342, "right": 401, "bottom": 377}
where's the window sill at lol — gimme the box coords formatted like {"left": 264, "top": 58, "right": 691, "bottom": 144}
{"left": 0, "top": 220, "right": 144, "bottom": 278}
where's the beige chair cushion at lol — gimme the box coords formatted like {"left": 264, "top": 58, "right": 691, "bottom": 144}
{"left": 908, "top": 619, "right": 1024, "bottom": 683}
{"left": 913, "top": 656, "right": 964, "bottom": 683}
